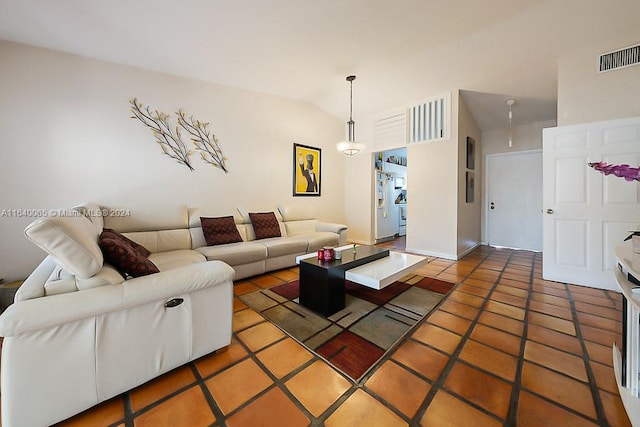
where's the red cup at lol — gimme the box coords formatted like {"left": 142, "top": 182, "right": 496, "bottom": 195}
{"left": 317, "top": 250, "right": 323, "bottom": 260}
{"left": 323, "top": 247, "right": 334, "bottom": 262}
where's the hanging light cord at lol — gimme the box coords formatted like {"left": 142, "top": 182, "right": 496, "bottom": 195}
{"left": 508, "top": 104, "right": 513, "bottom": 148}
{"left": 506, "top": 98, "right": 515, "bottom": 148}
{"left": 347, "top": 75, "right": 356, "bottom": 142}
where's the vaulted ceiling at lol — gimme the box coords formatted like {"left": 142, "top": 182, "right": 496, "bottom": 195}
{"left": 1, "top": 0, "right": 638, "bottom": 131}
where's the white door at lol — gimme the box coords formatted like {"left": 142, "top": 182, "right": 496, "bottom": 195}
{"left": 487, "top": 150, "right": 543, "bottom": 251}
{"left": 543, "top": 117, "right": 640, "bottom": 290}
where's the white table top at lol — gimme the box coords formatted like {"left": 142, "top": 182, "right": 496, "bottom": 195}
{"left": 296, "top": 245, "right": 428, "bottom": 290}
{"left": 345, "top": 251, "right": 428, "bottom": 290}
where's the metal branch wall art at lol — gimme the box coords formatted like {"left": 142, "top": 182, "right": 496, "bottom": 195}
{"left": 177, "top": 110, "right": 228, "bottom": 173}
{"left": 129, "top": 98, "right": 228, "bottom": 173}
{"left": 130, "top": 98, "right": 194, "bottom": 171}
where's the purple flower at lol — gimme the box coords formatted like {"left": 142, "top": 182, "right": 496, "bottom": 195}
{"left": 588, "top": 162, "right": 640, "bottom": 182}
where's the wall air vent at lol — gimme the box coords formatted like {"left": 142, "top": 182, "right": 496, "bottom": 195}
{"left": 373, "top": 110, "right": 408, "bottom": 147}
{"left": 408, "top": 93, "right": 451, "bottom": 143}
{"left": 598, "top": 44, "right": 640, "bottom": 73}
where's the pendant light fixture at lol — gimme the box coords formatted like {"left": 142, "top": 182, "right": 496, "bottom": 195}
{"left": 337, "top": 75, "right": 365, "bottom": 156}
{"left": 506, "top": 98, "right": 515, "bottom": 148}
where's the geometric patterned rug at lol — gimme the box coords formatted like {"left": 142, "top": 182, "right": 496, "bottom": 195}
{"left": 239, "top": 274, "right": 455, "bottom": 382}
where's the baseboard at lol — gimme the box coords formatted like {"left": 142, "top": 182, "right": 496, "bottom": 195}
{"left": 405, "top": 247, "right": 457, "bottom": 260}
{"left": 457, "top": 243, "right": 480, "bottom": 260}
{"left": 349, "top": 238, "right": 375, "bottom": 245}
{"left": 405, "top": 243, "right": 481, "bottom": 261}
{"left": 375, "top": 236, "right": 395, "bottom": 244}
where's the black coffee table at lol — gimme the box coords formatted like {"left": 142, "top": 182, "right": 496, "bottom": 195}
{"left": 298, "top": 246, "right": 389, "bottom": 316}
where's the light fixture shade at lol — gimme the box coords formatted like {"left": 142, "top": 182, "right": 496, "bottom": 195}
{"left": 337, "top": 141, "right": 365, "bottom": 156}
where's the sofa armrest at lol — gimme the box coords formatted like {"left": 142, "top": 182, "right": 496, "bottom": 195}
{"left": 0, "top": 261, "right": 234, "bottom": 336}
{"left": 316, "top": 222, "right": 348, "bottom": 246}
{"left": 316, "top": 222, "right": 347, "bottom": 234}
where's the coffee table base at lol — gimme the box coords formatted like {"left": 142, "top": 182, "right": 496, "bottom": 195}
{"left": 299, "top": 263, "right": 346, "bottom": 316}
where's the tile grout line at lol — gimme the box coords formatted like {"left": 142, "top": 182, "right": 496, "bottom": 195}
{"left": 562, "top": 280, "right": 609, "bottom": 425}
{"left": 504, "top": 251, "right": 537, "bottom": 426}
{"left": 188, "top": 362, "right": 227, "bottom": 425}
{"left": 411, "top": 247, "right": 513, "bottom": 424}
{"left": 514, "top": 258, "right": 611, "bottom": 424}
{"left": 212, "top": 327, "right": 323, "bottom": 424}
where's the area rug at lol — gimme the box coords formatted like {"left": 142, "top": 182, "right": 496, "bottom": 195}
{"left": 239, "top": 274, "right": 455, "bottom": 382}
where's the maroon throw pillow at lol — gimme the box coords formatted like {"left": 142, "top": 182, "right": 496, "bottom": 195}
{"left": 101, "top": 228, "right": 151, "bottom": 257}
{"left": 249, "top": 212, "right": 281, "bottom": 240}
{"left": 200, "top": 216, "right": 243, "bottom": 246}
{"left": 98, "top": 231, "right": 158, "bottom": 278}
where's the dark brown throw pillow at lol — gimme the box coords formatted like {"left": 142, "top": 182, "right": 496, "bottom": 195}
{"left": 100, "top": 228, "right": 151, "bottom": 257}
{"left": 200, "top": 216, "right": 243, "bottom": 246}
{"left": 98, "top": 230, "right": 158, "bottom": 278}
{"left": 249, "top": 212, "right": 281, "bottom": 240}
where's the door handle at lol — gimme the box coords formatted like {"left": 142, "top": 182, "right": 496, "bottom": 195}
{"left": 546, "top": 209, "right": 554, "bottom": 214}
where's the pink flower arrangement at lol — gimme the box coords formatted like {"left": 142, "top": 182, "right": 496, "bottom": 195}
{"left": 588, "top": 162, "right": 640, "bottom": 182}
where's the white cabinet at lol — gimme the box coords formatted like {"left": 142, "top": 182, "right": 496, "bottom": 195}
{"left": 614, "top": 242, "right": 640, "bottom": 425}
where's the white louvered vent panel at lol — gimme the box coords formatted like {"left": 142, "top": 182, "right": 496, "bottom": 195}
{"left": 409, "top": 93, "right": 450, "bottom": 143}
{"left": 598, "top": 44, "right": 640, "bottom": 73}
{"left": 373, "top": 110, "right": 408, "bottom": 146}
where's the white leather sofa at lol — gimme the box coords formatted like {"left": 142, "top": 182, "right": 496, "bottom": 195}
{"left": 189, "top": 204, "right": 348, "bottom": 279}
{"left": 0, "top": 202, "right": 346, "bottom": 426}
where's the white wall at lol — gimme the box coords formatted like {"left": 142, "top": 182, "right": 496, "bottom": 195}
{"left": 0, "top": 41, "right": 345, "bottom": 281}
{"left": 343, "top": 152, "right": 374, "bottom": 245}
{"left": 557, "top": 29, "right": 640, "bottom": 126}
{"left": 457, "top": 94, "right": 481, "bottom": 256}
{"left": 481, "top": 119, "right": 556, "bottom": 156}
{"left": 405, "top": 93, "right": 459, "bottom": 259}
{"left": 346, "top": 90, "right": 480, "bottom": 259}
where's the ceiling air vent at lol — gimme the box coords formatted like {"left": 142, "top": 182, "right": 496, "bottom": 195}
{"left": 598, "top": 44, "right": 640, "bottom": 73}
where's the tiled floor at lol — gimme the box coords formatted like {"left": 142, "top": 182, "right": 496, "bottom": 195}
{"left": 55, "top": 240, "right": 630, "bottom": 426}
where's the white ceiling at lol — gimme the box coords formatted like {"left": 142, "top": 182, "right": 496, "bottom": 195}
{"left": 1, "top": 0, "right": 638, "bottom": 131}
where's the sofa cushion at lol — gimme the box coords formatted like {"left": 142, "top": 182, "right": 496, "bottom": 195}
{"left": 295, "top": 231, "right": 341, "bottom": 252}
{"left": 196, "top": 242, "right": 267, "bottom": 266}
{"left": 249, "top": 212, "right": 281, "bottom": 240}
{"left": 201, "top": 216, "right": 243, "bottom": 246}
{"left": 99, "top": 231, "right": 159, "bottom": 278}
{"left": 284, "top": 219, "right": 319, "bottom": 235}
{"left": 44, "top": 264, "right": 125, "bottom": 296}
{"left": 24, "top": 215, "right": 103, "bottom": 279}
{"left": 148, "top": 249, "right": 206, "bottom": 271}
{"left": 101, "top": 228, "right": 151, "bottom": 257}
{"left": 257, "top": 237, "right": 309, "bottom": 258}
{"left": 123, "top": 229, "right": 191, "bottom": 254}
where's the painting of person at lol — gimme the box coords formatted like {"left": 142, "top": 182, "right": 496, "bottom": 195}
{"left": 299, "top": 153, "right": 317, "bottom": 192}
{"left": 293, "top": 143, "right": 321, "bottom": 196}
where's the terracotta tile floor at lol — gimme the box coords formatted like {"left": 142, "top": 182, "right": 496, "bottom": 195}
{"left": 53, "top": 240, "right": 631, "bottom": 426}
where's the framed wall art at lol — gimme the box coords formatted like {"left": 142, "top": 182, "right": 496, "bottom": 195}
{"left": 466, "top": 171, "right": 475, "bottom": 203}
{"left": 466, "top": 136, "right": 475, "bottom": 170}
{"left": 293, "top": 143, "right": 321, "bottom": 196}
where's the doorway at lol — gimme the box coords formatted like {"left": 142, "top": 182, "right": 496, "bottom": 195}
{"left": 486, "top": 150, "right": 542, "bottom": 251}
{"left": 373, "top": 148, "right": 407, "bottom": 246}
